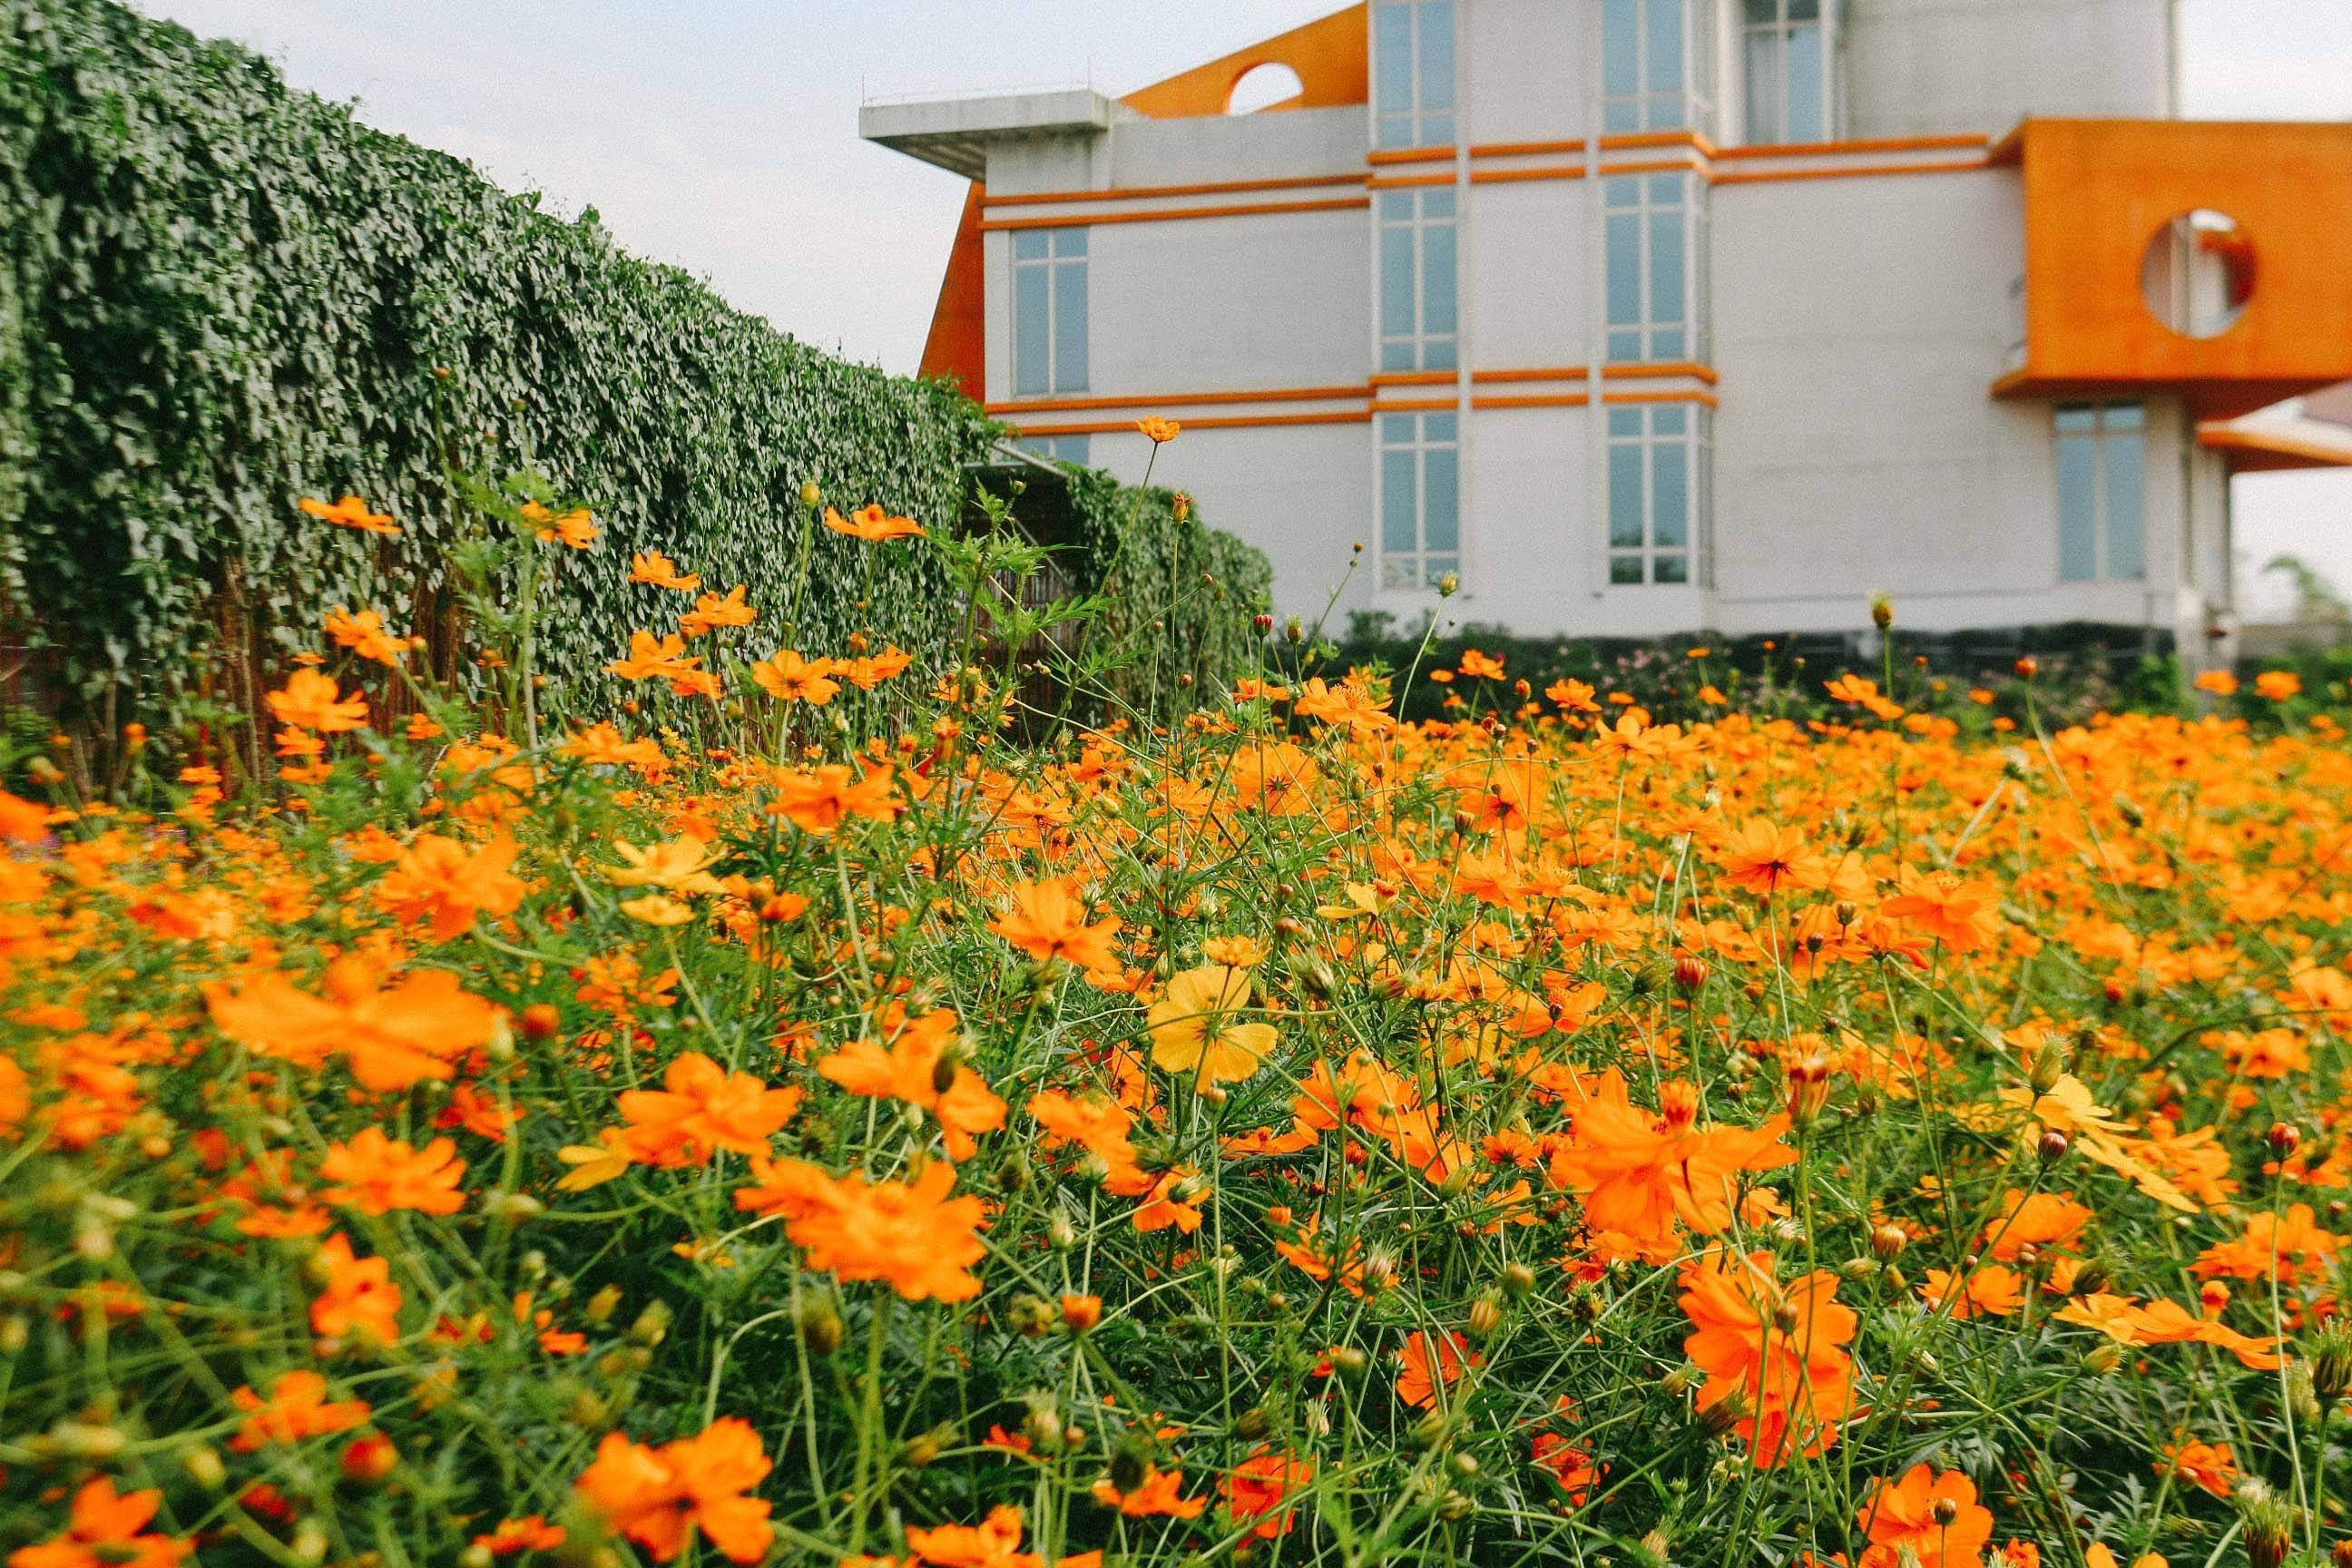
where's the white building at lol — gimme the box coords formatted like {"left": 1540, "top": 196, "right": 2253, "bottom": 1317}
{"left": 863, "top": 1, "right": 2352, "bottom": 653}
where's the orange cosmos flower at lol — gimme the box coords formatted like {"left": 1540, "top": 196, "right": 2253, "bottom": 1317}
{"left": 1679, "top": 1249, "right": 1857, "bottom": 1465}
{"left": 990, "top": 879, "right": 1122, "bottom": 972}
{"left": 300, "top": 494, "right": 398, "bottom": 534}
{"left": 607, "top": 630, "right": 709, "bottom": 694}
{"left": 1547, "top": 1080, "right": 1794, "bottom": 1244}
{"left": 2254, "top": 669, "right": 2301, "bottom": 701}
{"left": 767, "top": 762, "right": 901, "bottom": 833}
{"left": 310, "top": 1232, "right": 403, "bottom": 1348}
{"left": 840, "top": 645, "right": 914, "bottom": 689}
{"left": 375, "top": 831, "right": 527, "bottom": 941}
{"left": 1136, "top": 416, "right": 1181, "bottom": 444}
{"left": 1882, "top": 869, "right": 2002, "bottom": 954}
{"left": 679, "top": 584, "right": 755, "bottom": 638}
{"left": 1222, "top": 1447, "right": 1314, "bottom": 1539}
{"left": 205, "top": 957, "right": 501, "bottom": 1093}
{"left": 780, "top": 1161, "right": 989, "bottom": 1302}
{"left": 266, "top": 668, "right": 370, "bottom": 733}
{"left": 1857, "top": 1465, "right": 1994, "bottom": 1568}
{"left": 2191, "top": 668, "right": 2238, "bottom": 695}
{"left": 1093, "top": 1464, "right": 1206, "bottom": 1518}
{"left": 1146, "top": 964, "right": 1277, "bottom": 1086}
{"left": 524, "top": 502, "right": 596, "bottom": 549}
{"left": 817, "top": 1008, "right": 1006, "bottom": 1160}
{"left": 628, "top": 550, "right": 701, "bottom": 592}
{"left": 473, "top": 1516, "right": 568, "bottom": 1555}
{"left": 229, "top": 1369, "right": 370, "bottom": 1450}
{"left": 1711, "top": 819, "right": 1830, "bottom": 897}
{"left": 318, "top": 1128, "right": 468, "bottom": 1215}
{"left": 749, "top": 650, "right": 841, "bottom": 705}
{"left": 605, "top": 833, "right": 725, "bottom": 895}
{"left": 573, "top": 1417, "right": 773, "bottom": 1564}
{"left": 823, "top": 504, "right": 925, "bottom": 542}
{"left": 1919, "top": 1264, "right": 2024, "bottom": 1319}
{"left": 11, "top": 1476, "right": 193, "bottom": 1568}
{"left": 324, "top": 606, "right": 408, "bottom": 664}
{"left": 616, "top": 1052, "right": 803, "bottom": 1164}
{"left": 1396, "top": 1329, "right": 1478, "bottom": 1409}
{"left": 905, "top": 1504, "right": 1042, "bottom": 1568}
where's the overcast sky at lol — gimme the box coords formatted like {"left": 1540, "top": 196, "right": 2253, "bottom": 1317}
{"left": 130, "top": 0, "right": 2352, "bottom": 619}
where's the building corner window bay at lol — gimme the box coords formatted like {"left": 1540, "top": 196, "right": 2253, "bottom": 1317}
{"left": 1609, "top": 404, "right": 1711, "bottom": 587}
{"left": 1741, "top": 0, "right": 1830, "bottom": 145}
{"left": 1380, "top": 412, "right": 1460, "bottom": 592}
{"left": 1603, "top": 0, "right": 1713, "bottom": 137}
{"left": 1605, "top": 172, "right": 1709, "bottom": 364}
{"left": 2055, "top": 403, "right": 2146, "bottom": 584}
{"left": 1374, "top": 0, "right": 1456, "bottom": 151}
{"left": 1012, "top": 228, "right": 1087, "bottom": 397}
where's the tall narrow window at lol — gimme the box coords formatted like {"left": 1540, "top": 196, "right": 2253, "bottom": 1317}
{"left": 1603, "top": 0, "right": 1711, "bottom": 136}
{"left": 1380, "top": 412, "right": 1461, "bottom": 590}
{"left": 2055, "top": 402, "right": 2145, "bottom": 583}
{"left": 1378, "top": 187, "right": 1459, "bottom": 373}
{"left": 1012, "top": 228, "right": 1087, "bottom": 396}
{"left": 1373, "top": 0, "right": 1455, "bottom": 150}
{"left": 1607, "top": 403, "right": 1711, "bottom": 586}
{"left": 1742, "top": 0, "right": 1828, "bottom": 144}
{"left": 1604, "top": 172, "right": 1708, "bottom": 364}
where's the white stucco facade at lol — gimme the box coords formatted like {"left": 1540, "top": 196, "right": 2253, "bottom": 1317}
{"left": 864, "top": 0, "right": 2274, "bottom": 652}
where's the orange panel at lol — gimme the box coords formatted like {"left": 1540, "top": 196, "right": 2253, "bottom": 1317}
{"left": 917, "top": 182, "right": 986, "bottom": 404}
{"left": 1121, "top": 5, "right": 1367, "bottom": 119}
{"left": 1996, "top": 120, "right": 2352, "bottom": 419}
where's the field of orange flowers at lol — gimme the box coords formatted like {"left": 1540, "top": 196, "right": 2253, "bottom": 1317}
{"left": 3, "top": 482, "right": 2350, "bottom": 1568}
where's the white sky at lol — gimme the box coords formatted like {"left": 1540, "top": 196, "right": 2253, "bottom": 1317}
{"left": 129, "top": 0, "right": 2352, "bottom": 619}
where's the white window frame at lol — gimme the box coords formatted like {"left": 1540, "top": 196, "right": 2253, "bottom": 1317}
{"left": 1018, "top": 434, "right": 1091, "bottom": 466}
{"left": 1377, "top": 187, "right": 1459, "bottom": 375}
{"left": 1740, "top": 0, "right": 1833, "bottom": 145}
{"left": 1372, "top": 0, "right": 1456, "bottom": 151}
{"left": 1603, "top": 172, "right": 1709, "bottom": 365}
{"left": 1378, "top": 411, "right": 1461, "bottom": 592}
{"left": 1607, "top": 402, "right": 1711, "bottom": 587}
{"left": 1011, "top": 227, "right": 1087, "bottom": 397}
{"left": 2055, "top": 401, "right": 2147, "bottom": 584}
{"left": 1602, "top": 0, "right": 1714, "bottom": 137}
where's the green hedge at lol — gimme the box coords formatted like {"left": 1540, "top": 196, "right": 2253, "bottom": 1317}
{"left": 0, "top": 0, "right": 1269, "bottom": 760}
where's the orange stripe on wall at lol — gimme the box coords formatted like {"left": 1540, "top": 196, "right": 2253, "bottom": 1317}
{"left": 1367, "top": 146, "right": 1455, "bottom": 165}
{"left": 1599, "top": 130, "right": 1718, "bottom": 154}
{"left": 1467, "top": 138, "right": 1588, "bottom": 159}
{"left": 1371, "top": 370, "right": 1455, "bottom": 387}
{"left": 1471, "top": 366, "right": 1589, "bottom": 384}
{"left": 1472, "top": 393, "right": 1592, "bottom": 410}
{"left": 983, "top": 172, "right": 1365, "bottom": 208}
{"left": 985, "top": 385, "right": 1370, "bottom": 416}
{"left": 1712, "top": 158, "right": 1988, "bottom": 187}
{"left": 1469, "top": 164, "right": 1586, "bottom": 185}
{"left": 1369, "top": 397, "right": 1457, "bottom": 414}
{"left": 1602, "top": 388, "right": 1720, "bottom": 407}
{"left": 1602, "top": 361, "right": 1720, "bottom": 385}
{"left": 1367, "top": 172, "right": 1456, "bottom": 190}
{"left": 1009, "top": 409, "right": 1374, "bottom": 436}
{"left": 1711, "top": 133, "right": 1988, "bottom": 161}
{"left": 978, "top": 196, "right": 1369, "bottom": 231}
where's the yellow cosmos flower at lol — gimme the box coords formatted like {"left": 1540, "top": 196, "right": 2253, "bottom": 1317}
{"left": 618, "top": 894, "right": 697, "bottom": 927}
{"left": 1147, "top": 964, "right": 1276, "bottom": 1086}
{"left": 605, "top": 835, "right": 724, "bottom": 895}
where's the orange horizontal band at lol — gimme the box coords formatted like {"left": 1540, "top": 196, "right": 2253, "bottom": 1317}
{"left": 1468, "top": 138, "right": 1587, "bottom": 159}
{"left": 985, "top": 384, "right": 1370, "bottom": 416}
{"left": 979, "top": 196, "right": 1369, "bottom": 231}
{"left": 1367, "top": 145, "right": 1456, "bottom": 165}
{"left": 1599, "top": 131, "right": 1718, "bottom": 155}
{"left": 2198, "top": 426, "right": 2352, "bottom": 467}
{"left": 1370, "top": 397, "right": 1457, "bottom": 414}
{"left": 1602, "top": 388, "right": 1720, "bottom": 407}
{"left": 1371, "top": 370, "right": 1455, "bottom": 387}
{"left": 1470, "top": 163, "right": 1585, "bottom": 185}
{"left": 1597, "top": 158, "right": 1704, "bottom": 178}
{"left": 1712, "top": 157, "right": 1987, "bottom": 187}
{"left": 1711, "top": 133, "right": 1989, "bottom": 162}
{"left": 1602, "top": 361, "right": 1720, "bottom": 385}
{"left": 983, "top": 172, "right": 1365, "bottom": 209}
{"left": 1472, "top": 366, "right": 1589, "bottom": 385}
{"left": 1010, "top": 409, "right": 1372, "bottom": 436}
{"left": 1368, "top": 172, "right": 1456, "bottom": 190}
{"left": 1473, "top": 393, "right": 1592, "bottom": 410}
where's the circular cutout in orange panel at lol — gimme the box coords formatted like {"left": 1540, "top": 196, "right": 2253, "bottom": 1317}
{"left": 2140, "top": 211, "right": 2255, "bottom": 340}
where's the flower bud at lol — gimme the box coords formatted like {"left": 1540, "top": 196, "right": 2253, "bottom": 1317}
{"left": 1468, "top": 1293, "right": 1504, "bottom": 1338}
{"left": 2269, "top": 1122, "right": 2301, "bottom": 1158}
{"left": 799, "top": 480, "right": 823, "bottom": 508}
{"left": 1059, "top": 1294, "right": 1102, "bottom": 1333}
{"left": 797, "top": 1298, "right": 844, "bottom": 1357}
{"left": 2037, "top": 1130, "right": 2070, "bottom": 1161}
{"left": 1870, "top": 593, "right": 1894, "bottom": 631}
{"left": 1869, "top": 1223, "right": 1909, "bottom": 1260}
{"left": 340, "top": 1432, "right": 399, "bottom": 1485}
{"left": 1503, "top": 1262, "right": 1537, "bottom": 1299}
{"left": 2082, "top": 1343, "right": 2123, "bottom": 1375}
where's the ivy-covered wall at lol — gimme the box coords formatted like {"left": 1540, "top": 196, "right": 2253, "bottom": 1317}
{"left": 0, "top": 0, "right": 1269, "bottom": 754}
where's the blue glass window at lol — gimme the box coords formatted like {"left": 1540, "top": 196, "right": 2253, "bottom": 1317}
{"left": 1604, "top": 0, "right": 1710, "bottom": 135}
{"left": 1606, "top": 403, "right": 1712, "bottom": 586}
{"left": 1011, "top": 228, "right": 1086, "bottom": 396}
{"left": 1743, "top": 0, "right": 1830, "bottom": 145}
{"left": 1603, "top": 172, "right": 1707, "bottom": 365}
{"left": 1379, "top": 412, "right": 1462, "bottom": 590}
{"left": 1373, "top": 1, "right": 1456, "bottom": 149}
{"left": 2056, "top": 402, "right": 2145, "bottom": 583}
{"left": 1378, "top": 186, "right": 1459, "bottom": 373}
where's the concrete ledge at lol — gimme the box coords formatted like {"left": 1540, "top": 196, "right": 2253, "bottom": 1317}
{"left": 860, "top": 90, "right": 1113, "bottom": 179}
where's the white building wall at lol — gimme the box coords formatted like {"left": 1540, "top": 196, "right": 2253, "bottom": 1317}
{"left": 1843, "top": 0, "right": 2175, "bottom": 138}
